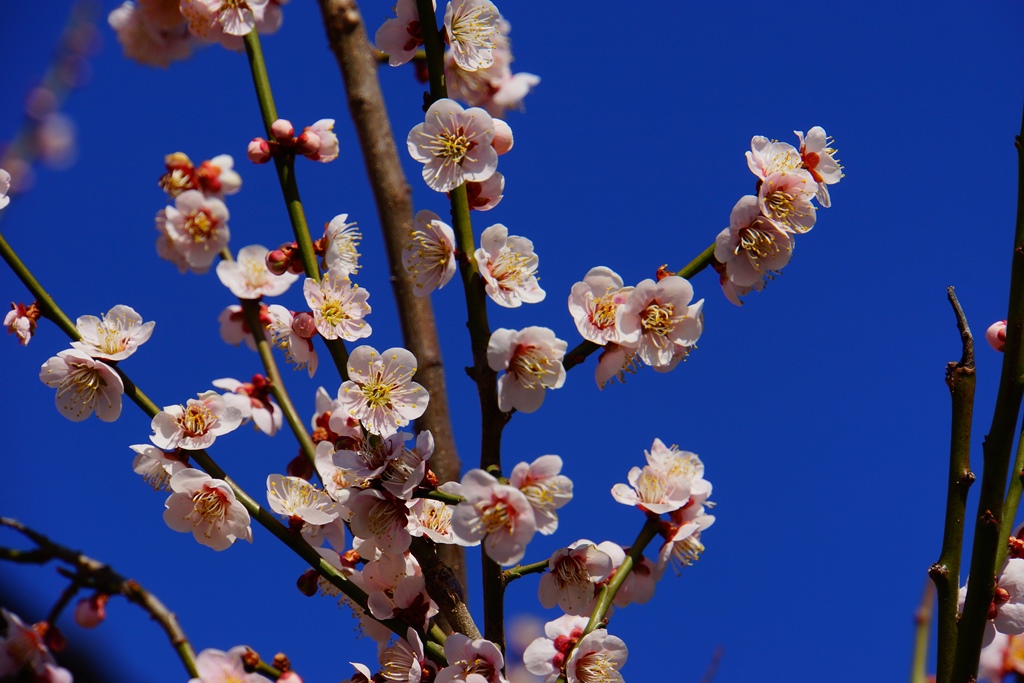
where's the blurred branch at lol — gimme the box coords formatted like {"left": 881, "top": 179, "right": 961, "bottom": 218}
{"left": 953, "top": 103, "right": 1024, "bottom": 683}
{"left": 316, "top": 0, "right": 469, "bottom": 617}
{"left": 929, "top": 286, "right": 976, "bottom": 683}
{"left": 911, "top": 580, "right": 935, "bottom": 683}
{"left": 0, "top": 517, "right": 199, "bottom": 678}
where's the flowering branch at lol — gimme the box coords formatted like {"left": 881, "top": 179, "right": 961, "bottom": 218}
{"left": 315, "top": 0, "right": 469, "bottom": 611}
{"left": 583, "top": 514, "right": 662, "bottom": 636}
{"left": 0, "top": 517, "right": 200, "bottom": 678}
{"left": 952, "top": 105, "right": 1024, "bottom": 683}
{"left": 929, "top": 286, "right": 976, "bottom": 683}
{"left": 242, "top": 29, "right": 350, "bottom": 379}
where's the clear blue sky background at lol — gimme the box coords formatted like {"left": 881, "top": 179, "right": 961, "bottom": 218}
{"left": 2, "top": 2, "right": 1023, "bottom": 682}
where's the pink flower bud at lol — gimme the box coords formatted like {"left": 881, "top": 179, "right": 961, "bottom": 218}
{"left": 278, "top": 672, "right": 303, "bottom": 683}
{"left": 270, "top": 118, "right": 295, "bottom": 141}
{"left": 74, "top": 594, "right": 108, "bottom": 629}
{"left": 266, "top": 248, "right": 291, "bottom": 276}
{"left": 247, "top": 138, "right": 272, "bottom": 164}
{"left": 295, "top": 131, "right": 321, "bottom": 156}
{"left": 988, "top": 320, "right": 1008, "bottom": 352}
{"left": 291, "top": 312, "right": 318, "bottom": 339}
{"left": 491, "top": 118, "right": 514, "bottom": 155}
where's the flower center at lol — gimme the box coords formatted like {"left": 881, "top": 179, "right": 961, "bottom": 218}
{"left": 450, "top": 4, "right": 499, "bottom": 51}
{"left": 640, "top": 302, "right": 676, "bottom": 337}
{"left": 554, "top": 554, "right": 590, "bottom": 587}
{"left": 184, "top": 209, "right": 217, "bottom": 243}
{"left": 589, "top": 294, "right": 619, "bottom": 330}
{"left": 576, "top": 651, "right": 619, "bottom": 683}
{"left": 189, "top": 486, "right": 228, "bottom": 537}
{"left": 669, "top": 533, "right": 706, "bottom": 572}
{"left": 368, "top": 499, "right": 406, "bottom": 537}
{"left": 361, "top": 377, "right": 394, "bottom": 409}
{"left": 459, "top": 657, "right": 496, "bottom": 682}
{"left": 178, "top": 403, "right": 214, "bottom": 436}
{"left": 56, "top": 365, "right": 105, "bottom": 413}
{"left": 480, "top": 501, "right": 512, "bottom": 533}
{"left": 489, "top": 249, "right": 534, "bottom": 290}
{"left": 511, "top": 345, "right": 557, "bottom": 388}
{"left": 320, "top": 300, "right": 350, "bottom": 326}
{"left": 436, "top": 129, "right": 471, "bottom": 164}
{"left": 764, "top": 190, "right": 810, "bottom": 227}
{"left": 737, "top": 225, "right": 780, "bottom": 263}
{"left": 636, "top": 469, "right": 668, "bottom": 504}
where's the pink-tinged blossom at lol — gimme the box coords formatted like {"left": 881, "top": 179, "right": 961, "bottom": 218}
{"left": 313, "top": 441, "right": 359, "bottom": 506}
{"left": 568, "top": 267, "right": 634, "bottom": 346}
{"left": 619, "top": 276, "right": 703, "bottom": 370}
{"left": 466, "top": 172, "right": 504, "bottom": 211}
{"left": 382, "top": 430, "right": 435, "bottom": 499}
{"left": 179, "top": 0, "right": 272, "bottom": 49}
{"left": 265, "top": 304, "right": 318, "bottom": 377}
{"left": 444, "top": 0, "right": 501, "bottom": 72}
{"left": 491, "top": 118, "right": 513, "bottom": 155}
{"left": 218, "top": 304, "right": 258, "bottom": 351}
{"left": 0, "top": 609, "right": 73, "bottom": 683}
{"left": 333, "top": 431, "right": 410, "bottom": 484}
{"left": 155, "top": 189, "right": 230, "bottom": 274}
{"left": 613, "top": 554, "right": 662, "bottom": 607}
{"left": 379, "top": 629, "right": 434, "bottom": 683}
{"left": 5, "top": 302, "right": 40, "bottom": 346}
{"left": 795, "top": 126, "right": 843, "bottom": 208}
{"left": 213, "top": 375, "right": 281, "bottom": 435}
{"left": 658, "top": 503, "right": 715, "bottom": 574}
{"left": 988, "top": 320, "right": 1008, "bottom": 352}
{"left": 745, "top": 135, "right": 803, "bottom": 181}
{"left": 487, "top": 327, "right": 567, "bottom": 413}
{"left": 403, "top": 210, "right": 458, "bottom": 297}
{"left": 39, "top": 349, "right": 123, "bottom": 422}
{"left": 303, "top": 269, "right": 372, "bottom": 341}
{"left": 758, "top": 171, "right": 818, "bottom": 234}
{"left": 375, "top": 0, "right": 433, "bottom": 66}
{"left": 0, "top": 168, "right": 10, "bottom": 209}
{"left": 451, "top": 469, "right": 536, "bottom": 566}
{"left": 323, "top": 214, "right": 362, "bottom": 277}
{"left": 159, "top": 152, "right": 242, "bottom": 199}
{"left": 445, "top": 42, "right": 539, "bottom": 118}
{"left": 714, "top": 196, "right": 793, "bottom": 298}
{"left": 339, "top": 345, "right": 429, "bottom": 437}
{"left": 960, "top": 559, "right": 1024, "bottom": 645}
{"left": 565, "top": 630, "right": 627, "bottom": 683}
{"left": 348, "top": 489, "right": 416, "bottom": 556}
{"left": 369, "top": 580, "right": 438, "bottom": 635}
{"left": 164, "top": 469, "right": 252, "bottom": 551}
{"left": 73, "top": 594, "right": 108, "bottom": 629}
{"left": 475, "top": 224, "right": 544, "bottom": 308}
{"left": 407, "top": 98, "right": 497, "bottom": 193}
{"left": 594, "top": 343, "right": 641, "bottom": 390}
{"left": 508, "top": 455, "right": 572, "bottom": 535}
{"left": 150, "top": 390, "right": 243, "bottom": 450}
{"left": 436, "top": 633, "right": 508, "bottom": 683}
{"left": 130, "top": 444, "right": 187, "bottom": 490}
{"left": 611, "top": 463, "right": 691, "bottom": 515}
{"left": 188, "top": 646, "right": 270, "bottom": 682}
{"left": 217, "top": 245, "right": 299, "bottom": 299}
{"left": 299, "top": 119, "right": 339, "bottom": 163}
{"left": 71, "top": 304, "right": 155, "bottom": 361}
{"left": 538, "top": 541, "right": 612, "bottom": 615}
{"left": 412, "top": 492, "right": 472, "bottom": 546}
{"left": 109, "top": 2, "right": 194, "bottom": 68}
{"left": 523, "top": 614, "right": 589, "bottom": 683}
{"left": 266, "top": 474, "right": 339, "bottom": 525}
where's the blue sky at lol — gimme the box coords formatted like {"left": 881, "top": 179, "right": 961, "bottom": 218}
{"left": 2, "top": 1, "right": 1024, "bottom": 682}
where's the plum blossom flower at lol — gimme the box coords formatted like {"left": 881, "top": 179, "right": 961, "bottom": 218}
{"left": 451, "top": 469, "right": 536, "bottom": 566}
{"left": 565, "top": 630, "right": 627, "bottom": 683}
{"left": 436, "top": 633, "right": 508, "bottom": 683}
{"left": 348, "top": 489, "right": 417, "bottom": 556}
{"left": 611, "top": 459, "right": 691, "bottom": 515}
{"left": 538, "top": 541, "right": 612, "bottom": 615}
{"left": 988, "top": 320, "right": 1008, "bottom": 352}
{"left": 298, "top": 119, "right": 339, "bottom": 163}
{"left": 412, "top": 491, "right": 471, "bottom": 545}
{"left": 180, "top": 0, "right": 273, "bottom": 49}
{"left": 150, "top": 390, "right": 244, "bottom": 450}
{"left": 379, "top": 629, "right": 433, "bottom": 683}
{"left": 523, "top": 614, "right": 589, "bottom": 683}
{"left": 71, "top": 305, "right": 155, "bottom": 361}
{"left": 130, "top": 444, "right": 187, "bottom": 490}
{"left": 758, "top": 170, "right": 818, "bottom": 234}
{"left": 155, "top": 189, "right": 230, "bottom": 274}
{"left": 217, "top": 245, "right": 299, "bottom": 299}
{"left": 188, "top": 646, "right": 270, "bottom": 682}
{"left": 715, "top": 195, "right": 793, "bottom": 292}
{"left": 0, "top": 609, "right": 73, "bottom": 683}
{"left": 266, "top": 474, "right": 339, "bottom": 525}
{"left": 745, "top": 135, "right": 803, "bottom": 181}
{"left": 487, "top": 327, "right": 567, "bottom": 413}
{"left": 109, "top": 2, "right": 194, "bottom": 68}
{"left": 265, "top": 304, "right": 318, "bottom": 376}
{"left": 403, "top": 210, "right": 458, "bottom": 296}
{"left": 214, "top": 375, "right": 281, "bottom": 435}
{"left": 466, "top": 172, "right": 504, "bottom": 211}
{"left": 0, "top": 168, "right": 10, "bottom": 209}
{"left": 218, "top": 303, "right": 261, "bottom": 351}
{"left": 5, "top": 301, "right": 40, "bottom": 345}
{"left": 40, "top": 349, "right": 123, "bottom": 422}
{"left": 444, "top": 0, "right": 501, "bottom": 72}
{"left": 339, "top": 345, "right": 429, "bottom": 437}
{"left": 159, "top": 152, "right": 242, "bottom": 199}
{"left": 568, "top": 267, "right": 634, "bottom": 346}
{"left": 593, "top": 343, "right": 641, "bottom": 390}
{"left": 475, "top": 224, "right": 544, "bottom": 308}
{"left": 796, "top": 126, "right": 843, "bottom": 207}
{"left": 960, "top": 559, "right": 1024, "bottom": 645}
{"left": 164, "top": 469, "right": 253, "bottom": 551}
{"left": 445, "top": 37, "right": 539, "bottom": 118}
{"left": 375, "top": 0, "right": 433, "bottom": 66}
{"left": 323, "top": 214, "right": 362, "bottom": 277}
{"left": 407, "top": 98, "right": 497, "bottom": 192}
{"left": 619, "top": 276, "right": 703, "bottom": 370}
{"left": 658, "top": 503, "right": 715, "bottom": 573}
{"left": 303, "top": 269, "right": 372, "bottom": 341}
{"left": 508, "top": 455, "right": 572, "bottom": 535}
{"left": 73, "top": 594, "right": 108, "bottom": 629}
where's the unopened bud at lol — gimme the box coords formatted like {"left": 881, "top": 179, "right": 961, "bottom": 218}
{"left": 291, "top": 312, "right": 318, "bottom": 339}
{"left": 295, "top": 131, "right": 320, "bottom": 156}
{"left": 247, "top": 138, "right": 272, "bottom": 164}
{"left": 44, "top": 624, "right": 67, "bottom": 652}
{"left": 987, "top": 320, "right": 1007, "bottom": 352}
{"left": 74, "top": 594, "right": 108, "bottom": 629}
{"left": 286, "top": 452, "right": 314, "bottom": 480}
{"left": 271, "top": 118, "right": 295, "bottom": 141}
{"left": 491, "top": 118, "right": 514, "bottom": 155}
{"left": 297, "top": 569, "right": 319, "bottom": 597}
{"left": 266, "top": 248, "right": 291, "bottom": 276}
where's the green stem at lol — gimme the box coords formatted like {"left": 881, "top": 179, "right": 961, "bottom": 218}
{"left": 413, "top": 489, "right": 465, "bottom": 505}
{"left": 952, "top": 104, "right": 1024, "bottom": 683}
{"left": 583, "top": 514, "right": 662, "bottom": 636}
{"left": 502, "top": 559, "right": 548, "bottom": 583}
{"left": 676, "top": 241, "right": 717, "bottom": 279}
{"left": 0, "top": 230, "right": 79, "bottom": 340}
{"left": 240, "top": 299, "right": 317, "bottom": 465}
{"left": 910, "top": 581, "right": 935, "bottom": 683}
{"left": 242, "top": 30, "right": 350, "bottom": 380}
{"left": 929, "top": 287, "right": 976, "bottom": 683}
